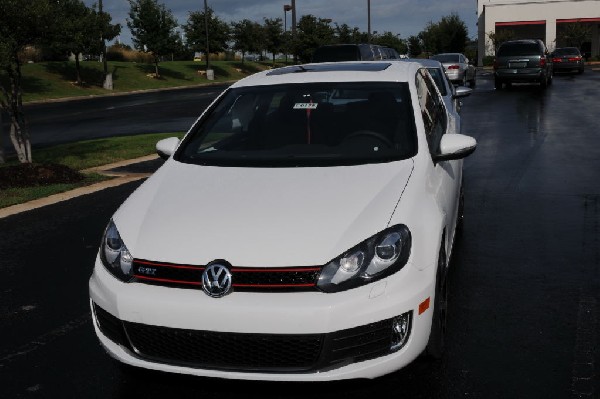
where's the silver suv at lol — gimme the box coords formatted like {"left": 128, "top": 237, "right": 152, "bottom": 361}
{"left": 494, "top": 39, "right": 553, "bottom": 90}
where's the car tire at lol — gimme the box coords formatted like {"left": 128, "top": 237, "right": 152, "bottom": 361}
{"left": 578, "top": 68, "right": 584, "bottom": 74}
{"left": 494, "top": 78, "right": 502, "bottom": 90}
{"left": 469, "top": 76, "right": 476, "bottom": 88}
{"left": 540, "top": 75, "right": 548, "bottom": 89}
{"left": 461, "top": 75, "right": 467, "bottom": 87}
{"left": 548, "top": 72, "right": 553, "bottom": 85}
{"left": 426, "top": 241, "right": 448, "bottom": 359}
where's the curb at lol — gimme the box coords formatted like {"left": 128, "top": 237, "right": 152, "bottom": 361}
{"left": 0, "top": 154, "right": 160, "bottom": 219}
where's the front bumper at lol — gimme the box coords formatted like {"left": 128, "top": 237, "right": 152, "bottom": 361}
{"left": 89, "top": 257, "right": 435, "bottom": 381}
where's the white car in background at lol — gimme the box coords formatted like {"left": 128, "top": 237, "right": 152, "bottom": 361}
{"left": 430, "top": 53, "right": 476, "bottom": 87}
{"left": 89, "top": 61, "right": 476, "bottom": 381}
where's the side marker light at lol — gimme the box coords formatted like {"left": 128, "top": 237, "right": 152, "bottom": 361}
{"left": 419, "top": 297, "right": 430, "bottom": 315}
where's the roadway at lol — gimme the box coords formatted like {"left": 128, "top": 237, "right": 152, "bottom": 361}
{"left": 0, "top": 68, "right": 599, "bottom": 398}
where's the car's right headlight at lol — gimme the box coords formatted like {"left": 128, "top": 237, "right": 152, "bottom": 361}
{"left": 99, "top": 220, "right": 134, "bottom": 282}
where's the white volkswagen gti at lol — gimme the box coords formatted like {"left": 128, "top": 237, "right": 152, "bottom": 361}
{"left": 89, "top": 61, "right": 476, "bottom": 381}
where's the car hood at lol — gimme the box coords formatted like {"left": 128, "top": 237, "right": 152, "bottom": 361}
{"left": 114, "top": 159, "right": 414, "bottom": 267}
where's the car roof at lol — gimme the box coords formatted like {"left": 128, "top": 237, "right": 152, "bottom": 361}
{"left": 231, "top": 61, "right": 422, "bottom": 88}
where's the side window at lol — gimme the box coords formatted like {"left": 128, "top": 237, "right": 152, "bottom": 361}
{"left": 415, "top": 69, "right": 447, "bottom": 157}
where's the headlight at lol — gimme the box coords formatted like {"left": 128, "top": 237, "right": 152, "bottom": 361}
{"left": 99, "top": 220, "right": 134, "bottom": 282}
{"left": 317, "top": 225, "right": 411, "bottom": 293}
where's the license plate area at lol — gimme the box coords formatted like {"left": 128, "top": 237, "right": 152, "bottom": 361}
{"left": 509, "top": 62, "right": 527, "bottom": 68}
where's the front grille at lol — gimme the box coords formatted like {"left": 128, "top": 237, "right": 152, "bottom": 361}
{"left": 132, "top": 259, "right": 321, "bottom": 291}
{"left": 93, "top": 303, "right": 408, "bottom": 373}
{"left": 125, "top": 322, "right": 323, "bottom": 372}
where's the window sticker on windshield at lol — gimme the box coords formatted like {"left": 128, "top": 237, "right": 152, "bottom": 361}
{"left": 293, "top": 103, "right": 318, "bottom": 110}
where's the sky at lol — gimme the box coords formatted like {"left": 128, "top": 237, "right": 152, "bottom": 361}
{"left": 87, "top": 0, "right": 477, "bottom": 46}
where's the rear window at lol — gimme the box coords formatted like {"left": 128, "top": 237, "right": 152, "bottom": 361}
{"left": 431, "top": 54, "right": 460, "bottom": 63}
{"left": 498, "top": 42, "right": 540, "bottom": 56}
{"left": 553, "top": 48, "right": 580, "bottom": 56}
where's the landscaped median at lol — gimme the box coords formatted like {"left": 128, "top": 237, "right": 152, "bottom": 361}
{"left": 0, "top": 133, "right": 183, "bottom": 215}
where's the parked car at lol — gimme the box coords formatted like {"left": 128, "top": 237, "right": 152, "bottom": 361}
{"left": 494, "top": 39, "right": 553, "bottom": 89}
{"left": 430, "top": 53, "right": 476, "bottom": 87}
{"left": 400, "top": 58, "right": 472, "bottom": 134}
{"left": 312, "top": 44, "right": 384, "bottom": 62}
{"left": 90, "top": 61, "right": 476, "bottom": 381}
{"left": 551, "top": 47, "right": 584, "bottom": 74}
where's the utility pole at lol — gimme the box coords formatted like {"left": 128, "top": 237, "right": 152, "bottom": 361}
{"left": 291, "top": 0, "right": 297, "bottom": 63}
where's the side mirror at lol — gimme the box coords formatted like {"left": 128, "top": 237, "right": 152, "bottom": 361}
{"left": 453, "top": 86, "right": 472, "bottom": 99}
{"left": 433, "top": 133, "right": 476, "bottom": 162}
{"left": 156, "top": 137, "right": 180, "bottom": 160}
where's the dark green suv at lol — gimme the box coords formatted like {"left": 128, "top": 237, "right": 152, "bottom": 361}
{"left": 494, "top": 39, "right": 553, "bottom": 90}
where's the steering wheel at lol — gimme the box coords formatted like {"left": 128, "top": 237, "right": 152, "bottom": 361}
{"left": 343, "top": 130, "right": 393, "bottom": 148}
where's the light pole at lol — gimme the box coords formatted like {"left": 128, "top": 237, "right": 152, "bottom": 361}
{"left": 284, "top": 4, "right": 291, "bottom": 64}
{"left": 204, "top": 0, "right": 210, "bottom": 73}
{"left": 291, "top": 0, "right": 297, "bottom": 63}
{"left": 367, "top": 0, "right": 371, "bottom": 43}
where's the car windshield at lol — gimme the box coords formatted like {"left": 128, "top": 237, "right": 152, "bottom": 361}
{"left": 176, "top": 82, "right": 417, "bottom": 167}
{"left": 498, "top": 42, "right": 540, "bottom": 56}
{"left": 431, "top": 54, "right": 460, "bottom": 63}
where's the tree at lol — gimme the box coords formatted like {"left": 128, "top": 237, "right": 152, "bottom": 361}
{"left": 0, "top": 0, "right": 54, "bottom": 163}
{"left": 295, "top": 15, "right": 335, "bottom": 63}
{"left": 263, "top": 18, "right": 283, "bottom": 66}
{"left": 556, "top": 22, "right": 592, "bottom": 50}
{"left": 407, "top": 35, "right": 422, "bottom": 57}
{"left": 184, "top": 7, "right": 230, "bottom": 68}
{"left": 231, "top": 20, "right": 263, "bottom": 65}
{"left": 52, "top": 0, "right": 120, "bottom": 85}
{"left": 487, "top": 30, "right": 515, "bottom": 53}
{"left": 420, "top": 13, "right": 468, "bottom": 55}
{"left": 127, "top": 0, "right": 179, "bottom": 78}
{"left": 373, "top": 31, "right": 408, "bottom": 54}
{"left": 334, "top": 24, "right": 367, "bottom": 44}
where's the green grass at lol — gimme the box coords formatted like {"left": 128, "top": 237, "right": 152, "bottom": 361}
{"left": 34, "top": 132, "right": 184, "bottom": 170}
{"left": 0, "top": 132, "right": 184, "bottom": 209}
{"left": 0, "top": 173, "right": 108, "bottom": 209}
{"left": 16, "top": 60, "right": 270, "bottom": 102}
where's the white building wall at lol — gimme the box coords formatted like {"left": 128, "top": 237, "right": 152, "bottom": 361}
{"left": 477, "top": 0, "right": 600, "bottom": 65}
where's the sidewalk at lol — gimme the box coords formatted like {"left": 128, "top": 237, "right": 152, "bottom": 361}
{"left": 0, "top": 155, "right": 164, "bottom": 219}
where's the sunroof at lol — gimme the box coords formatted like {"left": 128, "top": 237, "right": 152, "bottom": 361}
{"left": 266, "top": 63, "right": 392, "bottom": 76}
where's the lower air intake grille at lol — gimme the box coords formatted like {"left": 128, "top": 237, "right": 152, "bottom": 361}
{"left": 92, "top": 303, "right": 410, "bottom": 373}
{"left": 124, "top": 322, "right": 323, "bottom": 372}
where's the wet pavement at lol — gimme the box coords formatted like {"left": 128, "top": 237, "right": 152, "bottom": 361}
{"left": 0, "top": 68, "right": 599, "bottom": 398}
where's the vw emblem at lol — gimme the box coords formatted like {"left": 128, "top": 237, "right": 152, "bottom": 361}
{"left": 202, "top": 264, "right": 232, "bottom": 298}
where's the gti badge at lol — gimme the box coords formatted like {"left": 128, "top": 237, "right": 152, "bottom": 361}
{"left": 201, "top": 264, "right": 232, "bottom": 297}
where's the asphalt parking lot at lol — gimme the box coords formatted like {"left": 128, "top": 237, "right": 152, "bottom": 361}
{"left": 0, "top": 68, "right": 598, "bottom": 398}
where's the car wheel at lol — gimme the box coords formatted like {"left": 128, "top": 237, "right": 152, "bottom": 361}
{"left": 426, "top": 241, "right": 448, "bottom": 359}
{"left": 548, "top": 72, "right": 553, "bottom": 85}
{"left": 461, "top": 75, "right": 467, "bottom": 87}
{"left": 494, "top": 78, "right": 502, "bottom": 90}
{"left": 540, "top": 75, "right": 548, "bottom": 89}
{"left": 578, "top": 68, "right": 584, "bottom": 74}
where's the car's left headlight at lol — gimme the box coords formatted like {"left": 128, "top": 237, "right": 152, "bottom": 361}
{"left": 317, "top": 225, "right": 411, "bottom": 293}
{"left": 99, "top": 220, "right": 134, "bottom": 282}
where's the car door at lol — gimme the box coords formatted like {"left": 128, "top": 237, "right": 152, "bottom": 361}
{"left": 416, "top": 69, "right": 461, "bottom": 250}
